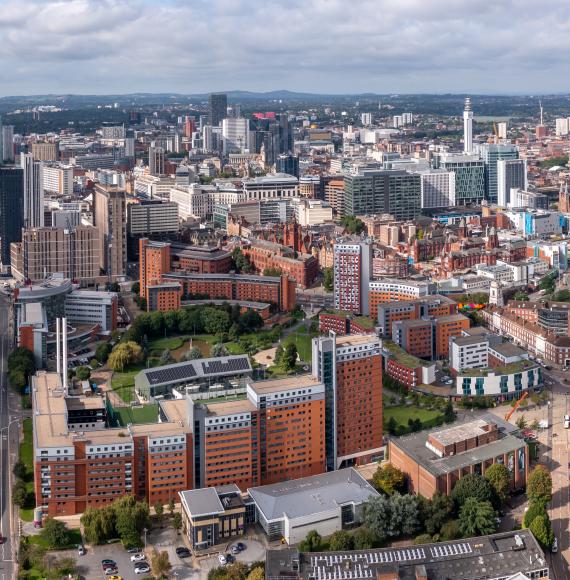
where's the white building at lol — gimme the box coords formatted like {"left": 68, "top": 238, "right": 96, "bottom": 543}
{"left": 134, "top": 175, "right": 176, "bottom": 200}
{"left": 449, "top": 335, "right": 489, "bottom": 373}
{"left": 463, "top": 97, "right": 473, "bottom": 153}
{"left": 497, "top": 122, "right": 508, "bottom": 139}
{"left": 475, "top": 263, "right": 515, "bottom": 284}
{"left": 419, "top": 169, "right": 456, "bottom": 209}
{"left": 222, "top": 118, "right": 251, "bottom": 154}
{"left": 64, "top": 290, "right": 118, "bottom": 332}
{"left": 361, "top": 113, "right": 372, "bottom": 126}
{"left": 43, "top": 164, "right": 74, "bottom": 196}
{"left": 170, "top": 184, "right": 214, "bottom": 220}
{"left": 242, "top": 173, "right": 299, "bottom": 200}
{"left": 291, "top": 198, "right": 333, "bottom": 226}
{"left": 555, "top": 117, "right": 570, "bottom": 137}
{"left": 456, "top": 363, "right": 540, "bottom": 397}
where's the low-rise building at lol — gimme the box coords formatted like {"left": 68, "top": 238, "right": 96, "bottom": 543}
{"left": 449, "top": 335, "right": 489, "bottom": 373}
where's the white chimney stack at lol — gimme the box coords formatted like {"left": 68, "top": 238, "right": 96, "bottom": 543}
{"left": 56, "top": 318, "right": 61, "bottom": 375}
{"left": 62, "top": 317, "right": 68, "bottom": 394}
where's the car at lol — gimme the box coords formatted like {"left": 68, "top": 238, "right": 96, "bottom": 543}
{"left": 226, "top": 554, "right": 235, "bottom": 564}
{"left": 130, "top": 553, "right": 145, "bottom": 562}
{"left": 231, "top": 545, "right": 240, "bottom": 555}
{"left": 102, "top": 560, "right": 117, "bottom": 568}
{"left": 236, "top": 542, "right": 246, "bottom": 551}
{"left": 135, "top": 565, "right": 150, "bottom": 575}
{"left": 218, "top": 554, "right": 227, "bottom": 565}
{"left": 104, "top": 568, "right": 119, "bottom": 575}
{"left": 127, "top": 547, "right": 142, "bottom": 553}
{"left": 552, "top": 537, "right": 558, "bottom": 553}
{"left": 176, "top": 547, "right": 191, "bottom": 558}
{"left": 108, "top": 576, "right": 122, "bottom": 580}
{"left": 77, "top": 545, "right": 86, "bottom": 556}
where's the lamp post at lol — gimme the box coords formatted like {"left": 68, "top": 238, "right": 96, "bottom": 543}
{"left": 144, "top": 527, "right": 148, "bottom": 551}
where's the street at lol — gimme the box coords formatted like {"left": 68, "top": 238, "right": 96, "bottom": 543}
{"left": 0, "top": 293, "right": 15, "bottom": 580}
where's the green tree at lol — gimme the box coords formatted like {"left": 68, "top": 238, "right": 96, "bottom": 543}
{"left": 484, "top": 463, "right": 511, "bottom": 505}
{"left": 212, "top": 343, "right": 230, "bottom": 358}
{"left": 168, "top": 498, "right": 175, "bottom": 516}
{"left": 514, "top": 291, "right": 529, "bottom": 301}
{"left": 163, "top": 310, "right": 180, "bottom": 333}
{"left": 160, "top": 349, "right": 173, "bottom": 365}
{"left": 527, "top": 465, "right": 552, "bottom": 505}
{"left": 390, "top": 494, "right": 420, "bottom": 536}
{"left": 131, "top": 281, "right": 140, "bottom": 295}
{"left": 40, "top": 518, "right": 70, "bottom": 549}
{"left": 95, "top": 342, "right": 111, "bottom": 364}
{"left": 281, "top": 343, "right": 298, "bottom": 371}
{"left": 323, "top": 267, "right": 334, "bottom": 292}
{"left": 75, "top": 366, "right": 91, "bottom": 381}
{"left": 263, "top": 267, "right": 282, "bottom": 277}
{"left": 12, "top": 480, "right": 28, "bottom": 507}
{"left": 451, "top": 473, "right": 497, "bottom": 509}
{"left": 201, "top": 307, "right": 231, "bottom": 337}
{"left": 154, "top": 501, "right": 164, "bottom": 522}
{"left": 231, "top": 247, "right": 252, "bottom": 273}
{"left": 439, "top": 520, "right": 461, "bottom": 541}
{"left": 372, "top": 463, "right": 405, "bottom": 495}
{"left": 364, "top": 495, "right": 392, "bottom": 541}
{"left": 422, "top": 492, "right": 454, "bottom": 536}
{"left": 183, "top": 346, "right": 203, "bottom": 360}
{"left": 238, "top": 309, "right": 264, "bottom": 332}
{"left": 298, "top": 530, "right": 323, "bottom": 552}
{"left": 515, "top": 415, "right": 528, "bottom": 430}
{"left": 172, "top": 512, "right": 182, "bottom": 532}
{"left": 81, "top": 505, "right": 116, "bottom": 545}
{"left": 246, "top": 567, "right": 265, "bottom": 580}
{"left": 13, "top": 459, "right": 27, "bottom": 480}
{"left": 444, "top": 400, "right": 455, "bottom": 423}
{"left": 523, "top": 501, "right": 548, "bottom": 528}
{"left": 114, "top": 496, "right": 150, "bottom": 545}
{"left": 459, "top": 498, "right": 497, "bottom": 537}
{"left": 151, "top": 549, "right": 172, "bottom": 579}
{"left": 529, "top": 515, "right": 554, "bottom": 550}
{"left": 340, "top": 215, "right": 365, "bottom": 234}
{"left": 387, "top": 416, "right": 398, "bottom": 435}
{"left": 328, "top": 530, "right": 354, "bottom": 551}
{"left": 353, "top": 527, "right": 377, "bottom": 549}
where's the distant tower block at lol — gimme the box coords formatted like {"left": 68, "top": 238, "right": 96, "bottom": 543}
{"left": 463, "top": 97, "right": 473, "bottom": 154}
{"left": 489, "top": 280, "right": 504, "bottom": 307}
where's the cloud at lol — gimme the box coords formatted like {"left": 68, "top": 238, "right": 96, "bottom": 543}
{"left": 0, "top": 0, "right": 569, "bottom": 94}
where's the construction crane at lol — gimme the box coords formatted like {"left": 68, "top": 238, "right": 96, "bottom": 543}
{"left": 504, "top": 391, "right": 529, "bottom": 422}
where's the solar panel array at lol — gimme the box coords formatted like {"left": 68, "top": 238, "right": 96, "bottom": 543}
{"left": 309, "top": 548, "right": 428, "bottom": 579}
{"left": 202, "top": 357, "right": 250, "bottom": 376}
{"left": 146, "top": 363, "right": 197, "bottom": 385}
{"left": 430, "top": 542, "right": 473, "bottom": 558}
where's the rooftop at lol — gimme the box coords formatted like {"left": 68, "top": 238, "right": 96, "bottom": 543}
{"left": 250, "top": 374, "right": 323, "bottom": 394}
{"left": 248, "top": 468, "right": 378, "bottom": 522}
{"left": 179, "top": 488, "right": 224, "bottom": 518}
{"left": 451, "top": 335, "right": 487, "bottom": 347}
{"left": 489, "top": 342, "right": 528, "bottom": 358}
{"left": 461, "top": 359, "right": 536, "bottom": 377}
{"left": 429, "top": 419, "right": 494, "bottom": 447}
{"left": 204, "top": 398, "right": 256, "bottom": 417}
{"left": 335, "top": 334, "right": 380, "bottom": 348}
{"left": 389, "top": 413, "right": 523, "bottom": 477}
{"left": 383, "top": 340, "right": 431, "bottom": 368}
{"left": 265, "top": 531, "right": 547, "bottom": 580}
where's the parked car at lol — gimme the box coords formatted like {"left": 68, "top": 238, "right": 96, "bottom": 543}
{"left": 104, "top": 568, "right": 119, "bottom": 575}
{"left": 231, "top": 545, "right": 240, "bottom": 555}
{"left": 218, "top": 554, "right": 227, "bottom": 565}
{"left": 77, "top": 545, "right": 86, "bottom": 556}
{"left": 236, "top": 542, "right": 246, "bottom": 551}
{"left": 226, "top": 554, "right": 235, "bottom": 564}
{"left": 108, "top": 576, "right": 122, "bottom": 580}
{"left": 135, "top": 564, "right": 151, "bottom": 574}
{"left": 130, "top": 554, "right": 145, "bottom": 562}
{"left": 176, "top": 547, "right": 191, "bottom": 558}
{"left": 552, "top": 537, "right": 558, "bottom": 553}
{"left": 0, "top": 535, "right": 5, "bottom": 545}
{"left": 102, "top": 560, "right": 116, "bottom": 568}
{"left": 127, "top": 547, "right": 142, "bottom": 554}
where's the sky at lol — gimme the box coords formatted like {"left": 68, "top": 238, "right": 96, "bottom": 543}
{"left": 1, "top": 0, "right": 570, "bottom": 96}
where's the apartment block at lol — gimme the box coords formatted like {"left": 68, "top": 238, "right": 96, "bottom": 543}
{"left": 43, "top": 164, "right": 74, "bottom": 196}
{"left": 333, "top": 242, "right": 372, "bottom": 315}
{"left": 368, "top": 279, "right": 434, "bottom": 321}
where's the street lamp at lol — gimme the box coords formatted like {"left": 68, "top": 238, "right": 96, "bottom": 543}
{"left": 143, "top": 527, "right": 148, "bottom": 551}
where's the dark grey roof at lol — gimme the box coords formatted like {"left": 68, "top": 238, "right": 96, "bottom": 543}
{"left": 137, "top": 355, "right": 252, "bottom": 388}
{"left": 265, "top": 531, "right": 548, "bottom": 580}
{"left": 179, "top": 488, "right": 224, "bottom": 517}
{"left": 248, "top": 468, "right": 378, "bottom": 522}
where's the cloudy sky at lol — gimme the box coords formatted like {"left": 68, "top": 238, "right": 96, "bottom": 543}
{"left": 0, "top": 0, "right": 569, "bottom": 96}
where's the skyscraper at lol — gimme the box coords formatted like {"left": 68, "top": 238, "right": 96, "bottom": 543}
{"left": 21, "top": 153, "right": 44, "bottom": 228}
{"left": 463, "top": 97, "right": 473, "bottom": 153}
{"left": 208, "top": 93, "right": 228, "bottom": 127}
{"left": 333, "top": 241, "right": 372, "bottom": 315}
{"left": 148, "top": 146, "right": 165, "bottom": 176}
{"left": 438, "top": 153, "right": 485, "bottom": 205}
{"left": 476, "top": 143, "right": 519, "bottom": 204}
{"left": 1, "top": 125, "right": 14, "bottom": 162}
{"left": 221, "top": 117, "right": 250, "bottom": 154}
{"left": 0, "top": 166, "right": 24, "bottom": 267}
{"left": 497, "top": 159, "right": 528, "bottom": 207}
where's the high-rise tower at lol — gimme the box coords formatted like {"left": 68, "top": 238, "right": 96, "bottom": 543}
{"left": 463, "top": 97, "right": 473, "bottom": 154}
{"left": 21, "top": 153, "right": 44, "bottom": 228}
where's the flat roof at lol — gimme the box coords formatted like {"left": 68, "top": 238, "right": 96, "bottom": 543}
{"left": 452, "top": 335, "right": 487, "bottom": 347}
{"left": 335, "top": 334, "right": 380, "bottom": 347}
{"left": 250, "top": 374, "right": 322, "bottom": 394}
{"left": 204, "top": 398, "right": 256, "bottom": 417}
{"left": 248, "top": 468, "right": 378, "bottom": 522}
{"left": 390, "top": 413, "right": 524, "bottom": 477}
{"left": 429, "top": 419, "right": 493, "bottom": 447}
{"left": 179, "top": 488, "right": 224, "bottom": 517}
{"left": 265, "top": 530, "right": 547, "bottom": 580}
{"left": 489, "top": 342, "right": 528, "bottom": 358}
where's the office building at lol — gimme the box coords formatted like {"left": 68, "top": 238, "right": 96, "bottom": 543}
{"left": 208, "top": 93, "right": 228, "bottom": 127}
{"left": 449, "top": 334, "right": 489, "bottom": 372}
{"left": 1, "top": 125, "right": 14, "bottom": 162}
{"left": 10, "top": 225, "right": 101, "bottom": 282}
{"left": 510, "top": 189, "right": 548, "bottom": 210}
{"left": 42, "top": 164, "right": 74, "bottom": 196}
{"left": 222, "top": 117, "right": 250, "bottom": 154}
{"left": 438, "top": 153, "right": 485, "bottom": 205}
{"left": 127, "top": 200, "right": 179, "bottom": 258}
{"left": 71, "top": 153, "right": 115, "bottom": 170}
{"left": 497, "top": 158, "right": 528, "bottom": 207}
{"left": 555, "top": 117, "right": 570, "bottom": 136}
{"left": 21, "top": 153, "right": 44, "bottom": 228}
{"left": 333, "top": 241, "right": 372, "bottom": 315}
{"left": 497, "top": 121, "right": 508, "bottom": 139}
{"left": 419, "top": 169, "right": 456, "bottom": 209}
{"left": 361, "top": 112, "right": 372, "bottom": 126}
{"left": 101, "top": 125, "right": 125, "bottom": 140}
{"left": 0, "top": 165, "right": 24, "bottom": 267}
{"left": 139, "top": 238, "right": 171, "bottom": 304}
{"left": 390, "top": 415, "right": 528, "bottom": 497}
{"left": 93, "top": 184, "right": 127, "bottom": 279}
{"left": 463, "top": 97, "right": 473, "bottom": 153}
{"left": 64, "top": 290, "right": 118, "bottom": 332}
{"left": 276, "top": 154, "right": 299, "bottom": 178}
{"left": 476, "top": 143, "right": 519, "bottom": 204}
{"left": 242, "top": 174, "right": 299, "bottom": 200}
{"left": 266, "top": 530, "right": 548, "bottom": 580}
{"left": 148, "top": 145, "right": 165, "bottom": 176}
{"left": 31, "top": 142, "right": 58, "bottom": 162}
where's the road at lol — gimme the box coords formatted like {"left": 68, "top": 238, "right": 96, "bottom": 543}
{"left": 0, "top": 293, "right": 15, "bottom": 580}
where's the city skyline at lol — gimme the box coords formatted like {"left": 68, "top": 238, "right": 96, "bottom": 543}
{"left": 1, "top": 0, "right": 570, "bottom": 95}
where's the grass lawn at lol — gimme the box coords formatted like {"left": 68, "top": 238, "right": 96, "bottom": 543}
{"left": 224, "top": 342, "right": 247, "bottom": 355}
{"left": 114, "top": 404, "right": 159, "bottom": 426}
{"left": 111, "top": 363, "right": 148, "bottom": 403}
{"left": 28, "top": 528, "right": 83, "bottom": 550}
{"left": 383, "top": 405, "right": 444, "bottom": 433}
{"left": 283, "top": 328, "right": 318, "bottom": 362}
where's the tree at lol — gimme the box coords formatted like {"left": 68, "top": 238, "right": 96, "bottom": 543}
{"left": 160, "top": 349, "right": 173, "bottom": 365}
{"left": 439, "top": 520, "right": 461, "bottom": 541}
{"left": 168, "top": 497, "right": 175, "bottom": 516}
{"left": 340, "top": 215, "right": 365, "bottom": 235}
{"left": 444, "top": 400, "right": 455, "bottom": 423}
{"left": 529, "top": 515, "right": 554, "bottom": 550}
{"left": 527, "top": 465, "right": 552, "bottom": 505}
{"left": 172, "top": 512, "right": 182, "bottom": 532}
{"left": 459, "top": 498, "right": 497, "bottom": 538}
{"left": 232, "top": 247, "right": 252, "bottom": 273}
{"left": 281, "top": 343, "right": 298, "bottom": 371}
{"left": 238, "top": 309, "right": 264, "bottom": 332}
{"left": 352, "top": 527, "right": 377, "bottom": 549}
{"left": 13, "top": 459, "right": 27, "bottom": 480}
{"left": 263, "top": 267, "right": 282, "bottom": 277}
{"left": 387, "top": 416, "right": 398, "bottom": 435}
{"left": 390, "top": 494, "right": 420, "bottom": 537}
{"left": 95, "top": 342, "right": 111, "bottom": 364}
{"left": 246, "top": 567, "right": 265, "bottom": 580}
{"left": 515, "top": 415, "right": 528, "bottom": 430}
{"left": 364, "top": 495, "right": 392, "bottom": 541}
{"left": 372, "top": 463, "right": 405, "bottom": 495}
{"left": 183, "top": 346, "right": 203, "bottom": 360}
{"left": 154, "top": 501, "right": 164, "bottom": 522}
{"left": 298, "top": 530, "right": 323, "bottom": 552}
{"left": 514, "top": 291, "right": 529, "bottom": 301}
{"left": 12, "top": 480, "right": 28, "bottom": 507}
{"left": 151, "top": 549, "right": 172, "bottom": 579}
{"left": 75, "top": 366, "right": 91, "bottom": 381}
{"left": 323, "top": 267, "right": 334, "bottom": 292}
{"left": 40, "top": 518, "right": 70, "bottom": 549}
{"left": 523, "top": 501, "right": 548, "bottom": 528}
{"left": 212, "top": 343, "right": 230, "bottom": 358}
{"left": 131, "top": 281, "right": 140, "bottom": 295}
{"left": 163, "top": 310, "right": 180, "bottom": 333}
{"left": 201, "top": 307, "right": 231, "bottom": 337}
{"left": 422, "top": 492, "right": 454, "bottom": 536}
{"left": 484, "top": 463, "right": 511, "bottom": 505}
{"left": 328, "top": 530, "right": 354, "bottom": 551}
{"left": 114, "top": 495, "right": 150, "bottom": 545}
{"left": 108, "top": 341, "right": 143, "bottom": 371}
{"left": 451, "top": 473, "right": 497, "bottom": 509}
